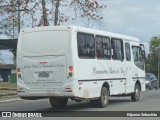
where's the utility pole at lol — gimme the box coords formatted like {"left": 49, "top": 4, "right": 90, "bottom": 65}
{"left": 13, "top": 0, "right": 29, "bottom": 34}
{"left": 54, "top": 0, "right": 60, "bottom": 26}
{"left": 12, "top": 18, "right": 14, "bottom": 38}
{"left": 18, "top": 0, "right": 20, "bottom": 33}
{"left": 158, "top": 48, "right": 160, "bottom": 88}
{"left": 42, "top": 0, "right": 49, "bottom": 26}
{"left": 12, "top": 4, "right": 15, "bottom": 39}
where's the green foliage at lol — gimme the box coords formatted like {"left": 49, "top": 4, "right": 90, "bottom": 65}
{"left": 10, "top": 73, "right": 17, "bottom": 83}
{"left": 0, "top": 82, "right": 17, "bottom": 88}
{"left": 146, "top": 35, "right": 160, "bottom": 80}
{"left": 150, "top": 36, "right": 160, "bottom": 52}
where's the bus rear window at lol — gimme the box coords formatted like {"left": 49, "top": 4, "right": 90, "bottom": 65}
{"left": 21, "top": 31, "right": 69, "bottom": 55}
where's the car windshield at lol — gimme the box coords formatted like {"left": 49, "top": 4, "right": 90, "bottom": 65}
{"left": 146, "top": 74, "right": 151, "bottom": 80}
{"left": 146, "top": 74, "right": 157, "bottom": 80}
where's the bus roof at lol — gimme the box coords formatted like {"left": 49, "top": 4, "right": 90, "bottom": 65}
{"left": 20, "top": 26, "right": 140, "bottom": 42}
{"left": 75, "top": 26, "right": 140, "bottom": 42}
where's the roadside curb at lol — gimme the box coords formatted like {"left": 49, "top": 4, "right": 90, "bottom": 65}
{"left": 0, "top": 95, "right": 22, "bottom": 103}
{"left": 0, "top": 87, "right": 20, "bottom": 103}
{"left": 0, "top": 98, "right": 22, "bottom": 103}
{"left": 0, "top": 92, "right": 17, "bottom": 96}
{"left": 0, "top": 87, "right": 17, "bottom": 91}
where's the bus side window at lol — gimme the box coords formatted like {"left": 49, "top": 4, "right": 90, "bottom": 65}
{"left": 132, "top": 46, "right": 144, "bottom": 70}
{"left": 125, "top": 42, "right": 131, "bottom": 61}
{"left": 77, "top": 33, "right": 95, "bottom": 59}
{"left": 85, "top": 35, "right": 95, "bottom": 57}
{"left": 96, "top": 36, "right": 103, "bottom": 58}
{"left": 96, "top": 36, "right": 111, "bottom": 59}
{"left": 111, "top": 38, "right": 124, "bottom": 60}
{"left": 103, "top": 37, "right": 111, "bottom": 59}
{"left": 132, "top": 46, "right": 143, "bottom": 61}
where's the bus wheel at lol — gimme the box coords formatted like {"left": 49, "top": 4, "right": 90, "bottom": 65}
{"left": 131, "top": 84, "right": 140, "bottom": 102}
{"left": 49, "top": 98, "right": 68, "bottom": 107}
{"left": 97, "top": 87, "right": 109, "bottom": 108}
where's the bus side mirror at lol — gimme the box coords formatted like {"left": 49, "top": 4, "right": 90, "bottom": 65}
{"left": 142, "top": 50, "right": 146, "bottom": 59}
{"left": 140, "top": 44, "right": 146, "bottom": 59}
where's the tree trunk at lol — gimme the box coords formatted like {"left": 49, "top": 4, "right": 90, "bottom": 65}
{"left": 54, "top": 0, "right": 60, "bottom": 26}
{"left": 42, "top": 0, "right": 49, "bottom": 26}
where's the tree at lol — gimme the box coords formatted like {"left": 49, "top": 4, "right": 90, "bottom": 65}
{"left": 70, "top": 0, "right": 106, "bottom": 27}
{"left": 0, "top": 0, "right": 106, "bottom": 38}
{"left": 145, "top": 36, "right": 160, "bottom": 85}
{"left": 0, "top": 0, "right": 24, "bottom": 38}
{"left": 150, "top": 36, "right": 160, "bottom": 52}
{"left": 26, "top": 0, "right": 106, "bottom": 26}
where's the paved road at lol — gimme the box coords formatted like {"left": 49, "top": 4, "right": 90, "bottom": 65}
{"left": 0, "top": 89, "right": 160, "bottom": 111}
{"left": 0, "top": 89, "right": 160, "bottom": 119}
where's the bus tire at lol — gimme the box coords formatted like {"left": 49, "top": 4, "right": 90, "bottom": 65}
{"left": 49, "top": 97, "right": 68, "bottom": 107}
{"left": 131, "top": 84, "right": 140, "bottom": 102}
{"left": 97, "top": 87, "right": 109, "bottom": 108}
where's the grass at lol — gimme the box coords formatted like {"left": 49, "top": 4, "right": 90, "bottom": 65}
{"left": 11, "top": 73, "right": 17, "bottom": 83}
{"left": 0, "top": 90, "right": 16, "bottom": 94}
{"left": 0, "top": 83, "right": 17, "bottom": 96}
{"left": 0, "top": 89, "right": 17, "bottom": 96}
{"left": 0, "top": 83, "right": 17, "bottom": 88}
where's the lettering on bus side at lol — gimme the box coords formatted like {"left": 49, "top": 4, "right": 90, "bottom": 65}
{"left": 93, "top": 67, "right": 126, "bottom": 76}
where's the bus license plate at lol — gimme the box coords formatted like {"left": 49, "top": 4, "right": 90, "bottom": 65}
{"left": 39, "top": 72, "right": 49, "bottom": 78}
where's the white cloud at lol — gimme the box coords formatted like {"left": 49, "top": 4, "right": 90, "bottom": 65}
{"left": 103, "top": 0, "right": 160, "bottom": 42}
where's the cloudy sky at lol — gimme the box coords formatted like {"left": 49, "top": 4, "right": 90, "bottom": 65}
{"left": 63, "top": 0, "right": 160, "bottom": 53}
{"left": 103, "top": 0, "right": 160, "bottom": 42}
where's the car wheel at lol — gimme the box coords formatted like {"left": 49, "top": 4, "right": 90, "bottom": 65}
{"left": 149, "top": 84, "right": 153, "bottom": 90}
{"left": 131, "top": 84, "right": 140, "bottom": 102}
{"left": 155, "top": 84, "right": 159, "bottom": 90}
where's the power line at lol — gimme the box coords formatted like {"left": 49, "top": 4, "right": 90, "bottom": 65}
{"left": 107, "top": 16, "right": 160, "bottom": 20}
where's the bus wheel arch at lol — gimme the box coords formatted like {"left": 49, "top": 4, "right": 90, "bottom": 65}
{"left": 102, "top": 82, "right": 110, "bottom": 95}
{"left": 135, "top": 80, "right": 141, "bottom": 91}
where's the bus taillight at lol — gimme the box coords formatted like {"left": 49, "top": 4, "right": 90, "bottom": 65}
{"left": 17, "top": 68, "right": 21, "bottom": 73}
{"left": 68, "top": 66, "right": 73, "bottom": 78}
{"left": 69, "top": 66, "right": 73, "bottom": 71}
{"left": 17, "top": 68, "right": 22, "bottom": 79}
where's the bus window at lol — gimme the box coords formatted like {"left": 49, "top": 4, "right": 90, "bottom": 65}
{"left": 96, "top": 36, "right": 111, "bottom": 59}
{"left": 132, "top": 46, "right": 144, "bottom": 70}
{"left": 111, "top": 38, "right": 124, "bottom": 60}
{"left": 132, "top": 46, "right": 143, "bottom": 61}
{"left": 125, "top": 42, "right": 131, "bottom": 61}
{"left": 77, "top": 33, "right": 95, "bottom": 59}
